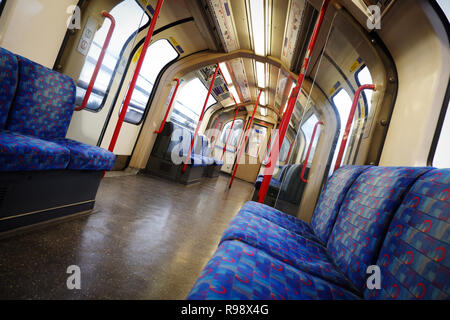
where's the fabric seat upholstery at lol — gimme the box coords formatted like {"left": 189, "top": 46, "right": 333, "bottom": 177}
{"left": 6, "top": 55, "right": 76, "bottom": 140}
{"left": 327, "top": 166, "right": 432, "bottom": 291}
{"left": 50, "top": 138, "right": 116, "bottom": 171}
{"left": 187, "top": 240, "right": 360, "bottom": 300}
{"left": 0, "top": 48, "right": 18, "bottom": 129}
{"left": 0, "top": 131, "right": 70, "bottom": 171}
{"left": 365, "top": 169, "right": 450, "bottom": 299}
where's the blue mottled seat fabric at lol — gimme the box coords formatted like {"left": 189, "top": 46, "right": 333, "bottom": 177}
{"left": 364, "top": 169, "right": 450, "bottom": 300}
{"left": 189, "top": 166, "right": 449, "bottom": 300}
{"left": 240, "top": 166, "right": 372, "bottom": 244}
{"left": 187, "top": 240, "right": 360, "bottom": 300}
{"left": 0, "top": 48, "right": 18, "bottom": 129}
{"left": 49, "top": 138, "right": 116, "bottom": 171}
{"left": 0, "top": 131, "right": 70, "bottom": 171}
{"left": 0, "top": 47, "right": 115, "bottom": 172}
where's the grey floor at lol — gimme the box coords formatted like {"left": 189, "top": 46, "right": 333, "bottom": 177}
{"left": 0, "top": 173, "right": 254, "bottom": 299}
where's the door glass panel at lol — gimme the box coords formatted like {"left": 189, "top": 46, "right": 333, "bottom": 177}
{"left": 170, "top": 77, "right": 217, "bottom": 132}
{"left": 122, "top": 39, "right": 179, "bottom": 124}
{"left": 76, "top": 0, "right": 149, "bottom": 111}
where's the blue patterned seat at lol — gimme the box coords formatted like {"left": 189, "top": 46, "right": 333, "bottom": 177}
{"left": 6, "top": 55, "right": 76, "bottom": 140}
{"left": 365, "top": 169, "right": 450, "bottom": 299}
{"left": 237, "top": 166, "right": 372, "bottom": 244}
{"left": 49, "top": 138, "right": 116, "bottom": 171}
{"left": 0, "top": 50, "right": 115, "bottom": 172}
{"left": 0, "top": 131, "right": 70, "bottom": 171}
{"left": 327, "top": 166, "right": 432, "bottom": 291}
{"left": 187, "top": 240, "right": 360, "bottom": 300}
{"left": 220, "top": 211, "right": 358, "bottom": 292}
{"left": 0, "top": 48, "right": 18, "bottom": 129}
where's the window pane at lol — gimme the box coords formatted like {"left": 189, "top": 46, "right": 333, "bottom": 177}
{"left": 301, "top": 113, "right": 320, "bottom": 165}
{"left": 356, "top": 66, "right": 373, "bottom": 114}
{"left": 123, "top": 39, "right": 179, "bottom": 124}
{"left": 434, "top": 102, "right": 450, "bottom": 168}
{"left": 220, "top": 120, "right": 244, "bottom": 148}
{"left": 329, "top": 89, "right": 354, "bottom": 174}
{"left": 76, "top": 0, "right": 149, "bottom": 111}
{"left": 170, "top": 77, "right": 217, "bottom": 132}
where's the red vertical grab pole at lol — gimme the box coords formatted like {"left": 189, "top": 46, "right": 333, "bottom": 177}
{"left": 229, "top": 90, "right": 263, "bottom": 188}
{"left": 221, "top": 95, "right": 240, "bottom": 160}
{"left": 258, "top": 0, "right": 330, "bottom": 203}
{"left": 76, "top": 12, "right": 116, "bottom": 111}
{"left": 285, "top": 140, "right": 294, "bottom": 162}
{"left": 182, "top": 64, "right": 220, "bottom": 173}
{"left": 108, "top": 0, "right": 164, "bottom": 153}
{"left": 333, "top": 84, "right": 375, "bottom": 172}
{"left": 300, "top": 121, "right": 324, "bottom": 183}
{"left": 155, "top": 78, "right": 180, "bottom": 133}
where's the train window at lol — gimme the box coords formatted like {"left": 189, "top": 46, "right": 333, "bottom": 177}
{"left": 279, "top": 138, "right": 291, "bottom": 163}
{"left": 122, "top": 39, "right": 179, "bottom": 124}
{"left": 329, "top": 89, "right": 354, "bottom": 173}
{"left": 76, "top": 0, "right": 149, "bottom": 111}
{"left": 433, "top": 101, "right": 450, "bottom": 168}
{"left": 220, "top": 119, "right": 244, "bottom": 147}
{"left": 355, "top": 65, "right": 373, "bottom": 114}
{"left": 301, "top": 113, "right": 320, "bottom": 165}
{"left": 170, "top": 78, "right": 217, "bottom": 132}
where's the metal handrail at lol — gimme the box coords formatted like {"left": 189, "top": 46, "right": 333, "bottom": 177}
{"left": 229, "top": 89, "right": 263, "bottom": 188}
{"left": 108, "top": 0, "right": 164, "bottom": 153}
{"left": 75, "top": 11, "right": 116, "bottom": 111}
{"left": 258, "top": 0, "right": 331, "bottom": 203}
{"left": 301, "top": 121, "right": 324, "bottom": 183}
{"left": 333, "top": 84, "right": 376, "bottom": 172}
{"left": 182, "top": 64, "right": 220, "bottom": 173}
{"left": 154, "top": 78, "right": 180, "bottom": 133}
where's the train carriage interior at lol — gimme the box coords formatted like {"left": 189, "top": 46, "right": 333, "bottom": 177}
{"left": 0, "top": 0, "right": 449, "bottom": 302}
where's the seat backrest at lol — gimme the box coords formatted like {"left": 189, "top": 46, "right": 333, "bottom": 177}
{"left": 278, "top": 164, "right": 292, "bottom": 181}
{"left": 310, "top": 165, "right": 372, "bottom": 244}
{"left": 152, "top": 122, "right": 175, "bottom": 158}
{"left": 0, "top": 47, "right": 19, "bottom": 129}
{"left": 278, "top": 164, "right": 306, "bottom": 204}
{"left": 327, "top": 166, "right": 432, "bottom": 291}
{"left": 6, "top": 54, "right": 76, "bottom": 139}
{"left": 365, "top": 168, "right": 449, "bottom": 299}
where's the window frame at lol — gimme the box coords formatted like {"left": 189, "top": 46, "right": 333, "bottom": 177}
{"left": 428, "top": 0, "right": 450, "bottom": 167}
{"left": 77, "top": 0, "right": 151, "bottom": 113}
{"left": 120, "top": 38, "right": 180, "bottom": 125}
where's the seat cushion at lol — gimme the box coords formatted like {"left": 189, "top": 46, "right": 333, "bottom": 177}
{"left": 0, "top": 48, "right": 19, "bottom": 129}
{"left": 365, "top": 169, "right": 450, "bottom": 300}
{"left": 50, "top": 138, "right": 116, "bottom": 171}
{"left": 6, "top": 55, "right": 76, "bottom": 140}
{"left": 254, "top": 176, "right": 281, "bottom": 189}
{"left": 220, "top": 211, "right": 358, "bottom": 292}
{"left": 239, "top": 201, "right": 317, "bottom": 241}
{"left": 310, "top": 165, "right": 372, "bottom": 244}
{"left": 327, "top": 166, "right": 432, "bottom": 291}
{"left": 187, "top": 240, "right": 360, "bottom": 300}
{"left": 0, "top": 131, "right": 70, "bottom": 171}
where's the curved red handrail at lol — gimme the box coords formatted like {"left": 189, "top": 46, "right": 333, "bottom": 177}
{"left": 154, "top": 78, "right": 180, "bottom": 133}
{"left": 333, "top": 84, "right": 376, "bottom": 172}
{"left": 300, "top": 121, "right": 324, "bottom": 183}
{"left": 285, "top": 140, "right": 294, "bottom": 162}
{"left": 258, "top": 0, "right": 330, "bottom": 203}
{"left": 76, "top": 11, "right": 116, "bottom": 111}
{"left": 229, "top": 89, "right": 263, "bottom": 188}
{"left": 182, "top": 64, "right": 220, "bottom": 173}
{"left": 108, "top": 0, "right": 164, "bottom": 153}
